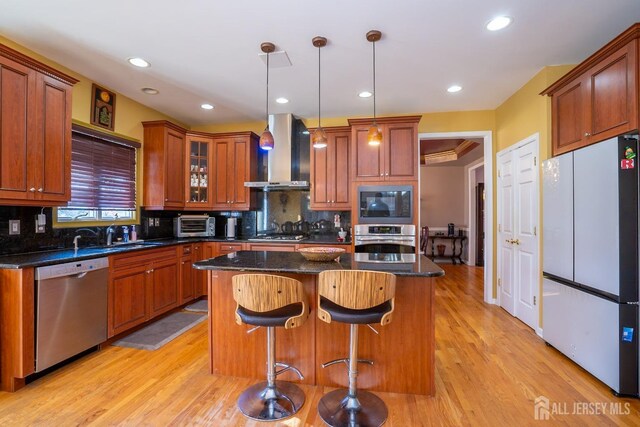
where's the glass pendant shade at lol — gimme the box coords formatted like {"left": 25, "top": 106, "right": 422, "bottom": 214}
{"left": 366, "top": 30, "right": 383, "bottom": 147}
{"left": 259, "top": 128, "right": 274, "bottom": 150}
{"left": 260, "top": 42, "right": 276, "bottom": 151}
{"left": 312, "top": 127, "right": 328, "bottom": 148}
{"left": 367, "top": 124, "right": 382, "bottom": 146}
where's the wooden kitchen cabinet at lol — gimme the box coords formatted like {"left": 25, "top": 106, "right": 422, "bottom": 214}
{"left": 108, "top": 247, "right": 179, "bottom": 337}
{"left": 309, "top": 126, "right": 351, "bottom": 209}
{"left": 542, "top": 25, "right": 639, "bottom": 156}
{"left": 349, "top": 116, "right": 421, "bottom": 182}
{"left": 142, "top": 121, "right": 187, "bottom": 210}
{"left": 212, "top": 132, "right": 260, "bottom": 210}
{"left": 184, "top": 133, "right": 214, "bottom": 210}
{"left": 0, "top": 44, "right": 76, "bottom": 206}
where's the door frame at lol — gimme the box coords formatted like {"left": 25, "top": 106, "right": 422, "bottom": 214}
{"left": 419, "top": 130, "right": 494, "bottom": 304}
{"left": 466, "top": 158, "right": 485, "bottom": 266}
{"left": 496, "top": 133, "right": 541, "bottom": 333}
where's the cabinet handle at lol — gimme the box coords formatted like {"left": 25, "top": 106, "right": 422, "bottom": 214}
{"left": 505, "top": 239, "right": 513, "bottom": 244}
{"left": 584, "top": 132, "right": 591, "bottom": 137}
{"left": 29, "top": 187, "right": 36, "bottom": 192}
{"left": 181, "top": 261, "right": 186, "bottom": 265}
{"left": 38, "top": 188, "right": 43, "bottom": 192}
{"left": 146, "top": 269, "right": 154, "bottom": 274}
{"left": 385, "top": 172, "right": 389, "bottom": 176}
{"left": 165, "top": 198, "right": 168, "bottom": 201}
{"left": 513, "top": 239, "right": 520, "bottom": 245}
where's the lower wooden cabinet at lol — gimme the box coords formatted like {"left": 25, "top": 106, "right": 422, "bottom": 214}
{"left": 178, "top": 245, "right": 194, "bottom": 304}
{"left": 108, "top": 247, "right": 179, "bottom": 337}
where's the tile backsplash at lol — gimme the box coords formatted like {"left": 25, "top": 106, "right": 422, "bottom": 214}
{"left": 0, "top": 195, "right": 351, "bottom": 256}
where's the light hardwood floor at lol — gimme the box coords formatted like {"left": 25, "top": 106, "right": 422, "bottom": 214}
{"left": 1, "top": 264, "right": 639, "bottom": 426}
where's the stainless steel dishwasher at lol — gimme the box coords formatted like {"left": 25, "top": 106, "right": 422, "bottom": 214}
{"left": 34, "top": 257, "right": 109, "bottom": 372}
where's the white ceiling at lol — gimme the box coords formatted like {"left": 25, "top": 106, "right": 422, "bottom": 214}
{"left": 1, "top": 1, "right": 639, "bottom": 126}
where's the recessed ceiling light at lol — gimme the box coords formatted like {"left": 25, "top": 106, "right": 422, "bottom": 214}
{"left": 486, "top": 16, "right": 512, "bottom": 31}
{"left": 358, "top": 91, "right": 372, "bottom": 98}
{"left": 128, "top": 57, "right": 150, "bottom": 68}
{"left": 141, "top": 87, "right": 159, "bottom": 95}
{"left": 201, "top": 103, "right": 214, "bottom": 110}
{"left": 275, "top": 97, "right": 289, "bottom": 104}
{"left": 447, "top": 85, "right": 462, "bottom": 93}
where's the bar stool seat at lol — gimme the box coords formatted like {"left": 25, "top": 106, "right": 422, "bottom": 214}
{"left": 232, "top": 274, "right": 309, "bottom": 421}
{"left": 317, "top": 270, "right": 396, "bottom": 427}
{"left": 237, "top": 303, "right": 304, "bottom": 327}
{"left": 319, "top": 298, "right": 392, "bottom": 324}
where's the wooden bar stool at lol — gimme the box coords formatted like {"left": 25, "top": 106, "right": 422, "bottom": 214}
{"left": 232, "top": 274, "right": 309, "bottom": 421}
{"left": 317, "top": 270, "right": 397, "bottom": 427}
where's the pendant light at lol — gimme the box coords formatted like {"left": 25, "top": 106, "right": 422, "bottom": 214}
{"left": 259, "top": 42, "right": 275, "bottom": 151}
{"left": 312, "top": 36, "right": 328, "bottom": 149}
{"left": 366, "top": 30, "right": 383, "bottom": 146}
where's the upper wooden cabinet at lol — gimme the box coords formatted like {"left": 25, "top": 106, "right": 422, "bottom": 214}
{"left": 184, "top": 133, "right": 214, "bottom": 210}
{"left": 309, "top": 126, "right": 351, "bottom": 210}
{"left": 542, "top": 24, "right": 639, "bottom": 156}
{"left": 0, "top": 43, "right": 77, "bottom": 206}
{"left": 348, "top": 116, "right": 421, "bottom": 182}
{"left": 211, "top": 132, "right": 259, "bottom": 211}
{"left": 142, "top": 121, "right": 186, "bottom": 210}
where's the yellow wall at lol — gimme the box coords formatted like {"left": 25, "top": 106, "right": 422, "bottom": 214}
{"left": 0, "top": 36, "right": 185, "bottom": 227}
{"left": 492, "top": 65, "right": 575, "bottom": 309}
{"left": 495, "top": 65, "right": 575, "bottom": 157}
{"left": 0, "top": 36, "right": 185, "bottom": 141}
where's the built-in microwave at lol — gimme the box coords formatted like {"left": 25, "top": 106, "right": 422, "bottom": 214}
{"left": 357, "top": 185, "right": 413, "bottom": 224}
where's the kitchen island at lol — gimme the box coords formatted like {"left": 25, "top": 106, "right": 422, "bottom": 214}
{"left": 194, "top": 251, "right": 444, "bottom": 395}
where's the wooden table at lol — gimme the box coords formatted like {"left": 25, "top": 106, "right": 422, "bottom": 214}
{"left": 194, "top": 251, "right": 444, "bottom": 396}
{"left": 428, "top": 235, "right": 467, "bottom": 264}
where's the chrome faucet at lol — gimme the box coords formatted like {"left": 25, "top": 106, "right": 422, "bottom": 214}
{"left": 106, "top": 225, "right": 115, "bottom": 246}
{"left": 73, "top": 235, "right": 81, "bottom": 251}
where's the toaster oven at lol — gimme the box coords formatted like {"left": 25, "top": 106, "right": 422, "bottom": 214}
{"left": 173, "top": 215, "right": 215, "bottom": 237}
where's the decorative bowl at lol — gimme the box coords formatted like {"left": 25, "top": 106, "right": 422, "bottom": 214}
{"left": 297, "top": 247, "right": 345, "bottom": 262}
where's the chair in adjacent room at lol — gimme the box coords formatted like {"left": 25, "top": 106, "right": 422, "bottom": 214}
{"left": 420, "top": 225, "right": 430, "bottom": 256}
{"left": 316, "top": 270, "right": 397, "bottom": 427}
{"left": 232, "top": 273, "right": 310, "bottom": 421}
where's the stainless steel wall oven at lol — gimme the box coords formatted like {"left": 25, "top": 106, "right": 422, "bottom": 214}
{"left": 354, "top": 224, "right": 416, "bottom": 253}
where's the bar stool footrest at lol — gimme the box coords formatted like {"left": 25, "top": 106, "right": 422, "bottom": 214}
{"left": 318, "top": 389, "right": 388, "bottom": 427}
{"left": 237, "top": 380, "right": 305, "bottom": 421}
{"left": 321, "top": 358, "right": 374, "bottom": 368}
{"left": 274, "top": 362, "right": 304, "bottom": 380}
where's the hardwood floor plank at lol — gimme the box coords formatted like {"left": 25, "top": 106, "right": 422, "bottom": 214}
{"left": 0, "top": 264, "right": 638, "bottom": 425}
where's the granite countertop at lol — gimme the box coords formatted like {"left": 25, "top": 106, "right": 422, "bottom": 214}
{"left": 193, "top": 251, "right": 444, "bottom": 277}
{"left": 0, "top": 235, "right": 353, "bottom": 269}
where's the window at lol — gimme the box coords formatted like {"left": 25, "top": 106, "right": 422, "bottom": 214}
{"left": 57, "top": 124, "right": 140, "bottom": 223}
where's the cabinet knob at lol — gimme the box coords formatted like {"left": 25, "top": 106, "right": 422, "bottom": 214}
{"left": 29, "top": 187, "right": 36, "bottom": 192}
{"left": 38, "top": 188, "right": 43, "bottom": 192}
{"left": 584, "top": 132, "right": 591, "bottom": 137}
{"left": 165, "top": 198, "right": 168, "bottom": 201}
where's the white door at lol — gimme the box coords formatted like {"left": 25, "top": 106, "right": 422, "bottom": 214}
{"left": 498, "top": 151, "right": 515, "bottom": 316}
{"left": 497, "top": 135, "right": 540, "bottom": 330}
{"left": 513, "top": 143, "right": 538, "bottom": 329}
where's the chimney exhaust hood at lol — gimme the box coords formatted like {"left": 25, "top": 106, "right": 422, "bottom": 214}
{"left": 245, "top": 114, "right": 310, "bottom": 190}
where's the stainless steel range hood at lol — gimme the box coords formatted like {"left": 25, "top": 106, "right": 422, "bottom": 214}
{"left": 245, "top": 114, "right": 310, "bottom": 189}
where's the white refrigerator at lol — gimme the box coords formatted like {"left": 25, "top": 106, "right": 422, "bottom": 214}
{"left": 542, "top": 136, "right": 639, "bottom": 397}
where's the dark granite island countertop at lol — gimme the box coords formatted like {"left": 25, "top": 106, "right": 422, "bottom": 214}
{"left": 197, "top": 250, "right": 444, "bottom": 396}
{"left": 193, "top": 251, "right": 444, "bottom": 277}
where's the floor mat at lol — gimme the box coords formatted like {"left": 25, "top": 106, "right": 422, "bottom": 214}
{"left": 112, "top": 312, "right": 206, "bottom": 350}
{"left": 183, "top": 299, "right": 208, "bottom": 313}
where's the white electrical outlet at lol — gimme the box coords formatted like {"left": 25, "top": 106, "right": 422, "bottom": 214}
{"left": 148, "top": 218, "right": 154, "bottom": 228}
{"left": 9, "top": 220, "right": 20, "bottom": 235}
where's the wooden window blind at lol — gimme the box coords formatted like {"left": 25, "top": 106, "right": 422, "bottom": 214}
{"left": 68, "top": 127, "right": 138, "bottom": 210}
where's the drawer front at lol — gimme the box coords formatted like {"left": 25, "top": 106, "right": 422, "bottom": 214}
{"left": 111, "top": 247, "right": 178, "bottom": 270}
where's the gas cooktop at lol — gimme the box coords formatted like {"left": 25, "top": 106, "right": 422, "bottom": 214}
{"left": 248, "top": 234, "right": 308, "bottom": 242}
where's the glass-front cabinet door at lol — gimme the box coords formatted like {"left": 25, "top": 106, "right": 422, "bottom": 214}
{"left": 185, "top": 134, "right": 213, "bottom": 209}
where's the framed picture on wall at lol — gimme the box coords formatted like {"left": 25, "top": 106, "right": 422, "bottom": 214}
{"left": 90, "top": 83, "right": 116, "bottom": 131}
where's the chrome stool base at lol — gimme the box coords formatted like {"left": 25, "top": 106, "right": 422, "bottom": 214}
{"left": 238, "top": 380, "right": 305, "bottom": 421}
{"left": 318, "top": 389, "right": 388, "bottom": 427}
